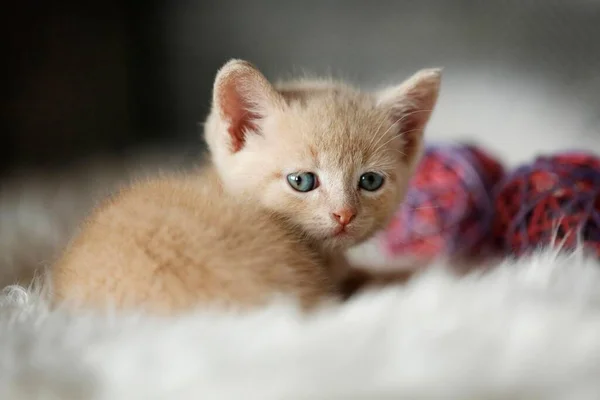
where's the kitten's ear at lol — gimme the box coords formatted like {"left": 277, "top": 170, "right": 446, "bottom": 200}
{"left": 212, "top": 59, "right": 284, "bottom": 153}
{"left": 376, "top": 68, "right": 442, "bottom": 163}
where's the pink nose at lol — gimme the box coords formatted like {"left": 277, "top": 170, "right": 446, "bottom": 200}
{"left": 332, "top": 208, "right": 356, "bottom": 226}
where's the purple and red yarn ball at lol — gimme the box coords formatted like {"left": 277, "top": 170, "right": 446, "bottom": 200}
{"left": 383, "top": 144, "right": 505, "bottom": 260}
{"left": 493, "top": 151, "right": 600, "bottom": 257}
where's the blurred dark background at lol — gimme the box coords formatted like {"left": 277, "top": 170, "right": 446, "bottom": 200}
{"left": 3, "top": 0, "right": 600, "bottom": 175}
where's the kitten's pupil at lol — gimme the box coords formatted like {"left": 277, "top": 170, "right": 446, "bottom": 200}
{"left": 287, "top": 172, "right": 318, "bottom": 192}
{"left": 359, "top": 172, "right": 384, "bottom": 191}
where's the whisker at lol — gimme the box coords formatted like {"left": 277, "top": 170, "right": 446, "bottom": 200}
{"left": 372, "top": 127, "right": 422, "bottom": 156}
{"left": 371, "top": 134, "right": 401, "bottom": 155}
{"left": 368, "top": 109, "right": 434, "bottom": 154}
{"left": 396, "top": 108, "right": 434, "bottom": 122}
{"left": 369, "top": 115, "right": 404, "bottom": 152}
{"left": 367, "top": 112, "right": 393, "bottom": 150}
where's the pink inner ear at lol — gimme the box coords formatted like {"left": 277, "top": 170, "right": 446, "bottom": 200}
{"left": 219, "top": 81, "right": 260, "bottom": 153}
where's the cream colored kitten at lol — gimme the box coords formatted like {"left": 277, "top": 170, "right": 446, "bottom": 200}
{"left": 51, "top": 60, "right": 440, "bottom": 313}
{"left": 204, "top": 59, "right": 441, "bottom": 289}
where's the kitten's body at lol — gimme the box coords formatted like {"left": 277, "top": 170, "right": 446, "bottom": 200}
{"left": 51, "top": 60, "right": 440, "bottom": 312}
{"left": 52, "top": 168, "right": 337, "bottom": 313}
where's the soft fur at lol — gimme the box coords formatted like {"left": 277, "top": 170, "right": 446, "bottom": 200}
{"left": 51, "top": 168, "right": 337, "bottom": 313}
{"left": 3, "top": 249, "right": 600, "bottom": 399}
{"left": 0, "top": 150, "right": 190, "bottom": 289}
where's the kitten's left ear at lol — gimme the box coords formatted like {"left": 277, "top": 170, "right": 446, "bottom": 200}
{"left": 212, "top": 59, "right": 285, "bottom": 153}
{"left": 376, "top": 68, "right": 442, "bottom": 164}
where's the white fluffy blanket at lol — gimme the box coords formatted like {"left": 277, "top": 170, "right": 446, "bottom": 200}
{"left": 2, "top": 249, "right": 600, "bottom": 399}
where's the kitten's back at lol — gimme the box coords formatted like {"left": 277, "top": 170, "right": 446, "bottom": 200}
{"left": 51, "top": 168, "right": 337, "bottom": 313}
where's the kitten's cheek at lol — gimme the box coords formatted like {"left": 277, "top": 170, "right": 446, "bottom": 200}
{"left": 354, "top": 218, "right": 378, "bottom": 241}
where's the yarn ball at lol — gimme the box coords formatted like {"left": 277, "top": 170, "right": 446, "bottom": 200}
{"left": 493, "top": 151, "right": 600, "bottom": 257}
{"left": 383, "top": 144, "right": 505, "bottom": 260}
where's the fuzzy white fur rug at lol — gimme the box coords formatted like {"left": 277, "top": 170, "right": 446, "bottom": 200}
{"left": 1, "top": 250, "right": 600, "bottom": 399}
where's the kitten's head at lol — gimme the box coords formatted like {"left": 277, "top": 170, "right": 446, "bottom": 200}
{"left": 205, "top": 59, "right": 441, "bottom": 250}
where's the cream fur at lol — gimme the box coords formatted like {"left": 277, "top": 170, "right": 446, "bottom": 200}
{"left": 0, "top": 150, "right": 190, "bottom": 289}
{"left": 50, "top": 167, "right": 338, "bottom": 313}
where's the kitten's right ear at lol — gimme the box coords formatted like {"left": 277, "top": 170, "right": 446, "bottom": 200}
{"left": 212, "top": 59, "right": 284, "bottom": 153}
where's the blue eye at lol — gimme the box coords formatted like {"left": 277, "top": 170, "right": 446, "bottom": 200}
{"left": 287, "top": 172, "right": 319, "bottom": 192}
{"left": 359, "top": 172, "right": 384, "bottom": 191}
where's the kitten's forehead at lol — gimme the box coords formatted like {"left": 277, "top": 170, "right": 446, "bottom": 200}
{"left": 273, "top": 90, "right": 399, "bottom": 168}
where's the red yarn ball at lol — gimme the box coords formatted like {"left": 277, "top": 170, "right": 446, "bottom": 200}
{"left": 383, "top": 144, "right": 505, "bottom": 260}
{"left": 493, "top": 151, "right": 600, "bottom": 257}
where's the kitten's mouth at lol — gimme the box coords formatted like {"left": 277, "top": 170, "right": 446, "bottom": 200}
{"left": 322, "top": 225, "right": 358, "bottom": 244}
{"left": 321, "top": 226, "right": 361, "bottom": 249}
{"left": 333, "top": 226, "right": 348, "bottom": 237}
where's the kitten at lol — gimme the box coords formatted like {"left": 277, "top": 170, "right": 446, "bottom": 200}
{"left": 204, "top": 59, "right": 441, "bottom": 292}
{"left": 51, "top": 59, "right": 440, "bottom": 313}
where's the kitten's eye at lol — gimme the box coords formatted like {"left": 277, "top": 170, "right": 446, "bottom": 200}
{"left": 287, "top": 172, "right": 319, "bottom": 192}
{"left": 359, "top": 172, "right": 384, "bottom": 191}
